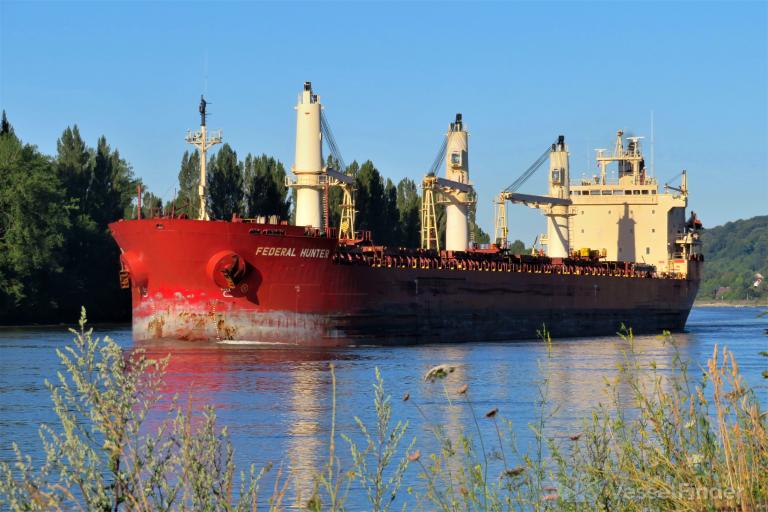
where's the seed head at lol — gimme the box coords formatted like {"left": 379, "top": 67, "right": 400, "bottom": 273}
{"left": 407, "top": 450, "right": 421, "bottom": 462}
{"left": 485, "top": 407, "right": 498, "bottom": 418}
{"left": 424, "top": 364, "right": 455, "bottom": 382}
{"left": 457, "top": 384, "right": 468, "bottom": 395}
{"left": 504, "top": 466, "right": 525, "bottom": 477}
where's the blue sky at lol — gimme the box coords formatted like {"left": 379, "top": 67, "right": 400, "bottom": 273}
{"left": 2, "top": 1, "right": 766, "bottom": 243}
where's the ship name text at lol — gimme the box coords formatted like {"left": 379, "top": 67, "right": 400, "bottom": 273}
{"left": 255, "top": 246, "right": 330, "bottom": 259}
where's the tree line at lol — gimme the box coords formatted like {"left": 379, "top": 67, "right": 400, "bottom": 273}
{"left": 169, "top": 148, "right": 490, "bottom": 248}
{"left": 0, "top": 113, "right": 138, "bottom": 324}
{"left": 0, "top": 112, "right": 492, "bottom": 324}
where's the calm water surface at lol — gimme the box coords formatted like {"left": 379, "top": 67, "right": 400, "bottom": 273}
{"left": 1, "top": 307, "right": 766, "bottom": 508}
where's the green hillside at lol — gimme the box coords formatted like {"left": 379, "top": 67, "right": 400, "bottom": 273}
{"left": 697, "top": 215, "right": 768, "bottom": 302}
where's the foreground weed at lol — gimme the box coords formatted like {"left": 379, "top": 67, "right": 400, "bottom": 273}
{"left": 0, "top": 308, "right": 267, "bottom": 511}
{"left": 342, "top": 368, "right": 415, "bottom": 512}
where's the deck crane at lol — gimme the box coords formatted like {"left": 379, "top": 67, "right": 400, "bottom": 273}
{"left": 663, "top": 169, "right": 688, "bottom": 195}
{"left": 320, "top": 111, "right": 356, "bottom": 240}
{"left": 287, "top": 82, "right": 355, "bottom": 240}
{"left": 494, "top": 136, "right": 574, "bottom": 258}
{"left": 421, "top": 114, "right": 475, "bottom": 251}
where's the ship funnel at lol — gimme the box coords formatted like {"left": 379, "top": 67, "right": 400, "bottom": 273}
{"left": 291, "top": 82, "right": 324, "bottom": 228}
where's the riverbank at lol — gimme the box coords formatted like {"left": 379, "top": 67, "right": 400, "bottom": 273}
{"left": 695, "top": 300, "right": 768, "bottom": 308}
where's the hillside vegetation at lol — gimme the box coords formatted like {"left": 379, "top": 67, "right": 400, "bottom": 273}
{"left": 698, "top": 215, "right": 768, "bottom": 302}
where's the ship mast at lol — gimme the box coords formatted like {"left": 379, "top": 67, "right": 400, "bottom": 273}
{"left": 185, "top": 96, "right": 222, "bottom": 220}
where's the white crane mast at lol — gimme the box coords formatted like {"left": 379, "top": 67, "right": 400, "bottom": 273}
{"left": 291, "top": 82, "right": 324, "bottom": 228}
{"left": 444, "top": 114, "right": 471, "bottom": 251}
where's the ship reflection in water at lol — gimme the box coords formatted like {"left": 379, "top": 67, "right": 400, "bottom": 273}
{"left": 126, "top": 306, "right": 768, "bottom": 508}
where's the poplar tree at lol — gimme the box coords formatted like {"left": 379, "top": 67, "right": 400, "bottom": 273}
{"left": 1, "top": 110, "right": 14, "bottom": 137}
{"left": 243, "top": 154, "right": 290, "bottom": 219}
{"left": 383, "top": 178, "right": 399, "bottom": 246}
{"left": 354, "top": 160, "right": 387, "bottom": 238}
{"left": 53, "top": 127, "right": 137, "bottom": 322}
{"left": 207, "top": 144, "right": 242, "bottom": 219}
{"left": 176, "top": 150, "right": 200, "bottom": 217}
{"left": 56, "top": 125, "right": 90, "bottom": 210}
{"left": 396, "top": 178, "right": 421, "bottom": 248}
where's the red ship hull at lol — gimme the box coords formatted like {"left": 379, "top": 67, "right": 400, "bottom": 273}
{"left": 109, "top": 218, "right": 701, "bottom": 346}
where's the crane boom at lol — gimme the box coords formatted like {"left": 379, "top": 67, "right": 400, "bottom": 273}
{"left": 503, "top": 147, "right": 550, "bottom": 193}
{"left": 501, "top": 191, "right": 571, "bottom": 207}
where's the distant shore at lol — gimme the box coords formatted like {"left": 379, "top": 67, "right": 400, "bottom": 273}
{"left": 695, "top": 300, "right": 767, "bottom": 308}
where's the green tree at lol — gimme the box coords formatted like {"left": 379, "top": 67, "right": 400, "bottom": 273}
{"left": 54, "top": 127, "right": 136, "bottom": 322}
{"left": 1, "top": 110, "right": 14, "bottom": 137}
{"left": 354, "top": 160, "right": 387, "bottom": 240}
{"left": 141, "top": 190, "right": 163, "bottom": 218}
{"left": 508, "top": 239, "right": 528, "bottom": 255}
{"left": 207, "top": 143, "right": 242, "bottom": 219}
{"left": 396, "top": 178, "right": 421, "bottom": 248}
{"left": 326, "top": 155, "right": 343, "bottom": 228}
{"left": 56, "top": 125, "right": 90, "bottom": 211}
{"left": 89, "top": 136, "right": 138, "bottom": 227}
{"left": 0, "top": 121, "right": 69, "bottom": 321}
{"left": 176, "top": 150, "right": 200, "bottom": 217}
{"left": 243, "top": 153, "right": 291, "bottom": 219}
{"left": 382, "top": 178, "right": 400, "bottom": 246}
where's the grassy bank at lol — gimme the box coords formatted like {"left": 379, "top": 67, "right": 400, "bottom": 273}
{"left": 695, "top": 300, "right": 768, "bottom": 308}
{"left": 1, "top": 311, "right": 766, "bottom": 511}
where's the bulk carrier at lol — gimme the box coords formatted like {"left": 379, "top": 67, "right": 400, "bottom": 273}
{"left": 109, "top": 83, "right": 703, "bottom": 345}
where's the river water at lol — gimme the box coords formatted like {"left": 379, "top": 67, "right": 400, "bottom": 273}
{"left": 1, "top": 306, "right": 766, "bottom": 508}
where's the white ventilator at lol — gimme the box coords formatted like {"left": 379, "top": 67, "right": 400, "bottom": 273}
{"left": 445, "top": 114, "right": 470, "bottom": 251}
{"left": 545, "top": 136, "right": 571, "bottom": 257}
{"left": 292, "top": 82, "right": 324, "bottom": 228}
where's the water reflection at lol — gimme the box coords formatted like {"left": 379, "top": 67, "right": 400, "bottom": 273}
{"left": 128, "top": 327, "right": 708, "bottom": 499}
